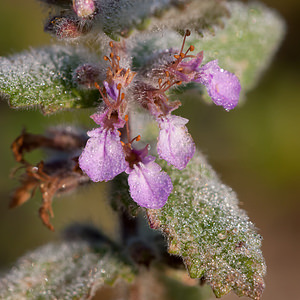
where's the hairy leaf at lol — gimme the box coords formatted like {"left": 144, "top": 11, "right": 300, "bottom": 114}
{"left": 0, "top": 46, "right": 101, "bottom": 114}
{"left": 0, "top": 241, "right": 135, "bottom": 299}
{"left": 146, "top": 152, "right": 266, "bottom": 299}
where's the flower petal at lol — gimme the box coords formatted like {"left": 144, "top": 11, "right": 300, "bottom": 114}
{"left": 167, "top": 52, "right": 203, "bottom": 82}
{"left": 157, "top": 115, "right": 195, "bottom": 170}
{"left": 103, "top": 80, "right": 119, "bottom": 101}
{"left": 79, "top": 128, "right": 126, "bottom": 182}
{"left": 127, "top": 161, "right": 173, "bottom": 209}
{"left": 196, "top": 60, "right": 241, "bottom": 111}
{"left": 90, "top": 109, "right": 126, "bottom": 129}
{"left": 90, "top": 111, "right": 107, "bottom": 126}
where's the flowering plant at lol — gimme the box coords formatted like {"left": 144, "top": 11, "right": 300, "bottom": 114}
{"left": 0, "top": 0, "right": 285, "bottom": 299}
{"left": 78, "top": 32, "right": 241, "bottom": 209}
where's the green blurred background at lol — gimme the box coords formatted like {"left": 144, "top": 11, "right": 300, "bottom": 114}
{"left": 0, "top": 1, "right": 299, "bottom": 299}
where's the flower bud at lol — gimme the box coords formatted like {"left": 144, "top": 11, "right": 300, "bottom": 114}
{"left": 44, "top": 16, "right": 91, "bottom": 39}
{"left": 73, "top": 0, "right": 96, "bottom": 18}
{"left": 73, "top": 64, "right": 102, "bottom": 88}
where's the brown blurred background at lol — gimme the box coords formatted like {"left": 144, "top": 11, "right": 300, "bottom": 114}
{"left": 0, "top": 1, "right": 299, "bottom": 299}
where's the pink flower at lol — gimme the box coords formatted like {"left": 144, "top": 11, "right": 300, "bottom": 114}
{"left": 157, "top": 115, "right": 195, "bottom": 170}
{"left": 195, "top": 60, "right": 241, "bottom": 111}
{"left": 79, "top": 111, "right": 173, "bottom": 208}
{"left": 168, "top": 51, "right": 203, "bottom": 82}
{"left": 79, "top": 110, "right": 126, "bottom": 182}
{"left": 125, "top": 147, "right": 173, "bottom": 209}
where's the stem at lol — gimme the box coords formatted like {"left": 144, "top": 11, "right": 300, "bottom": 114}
{"left": 119, "top": 209, "right": 139, "bottom": 245}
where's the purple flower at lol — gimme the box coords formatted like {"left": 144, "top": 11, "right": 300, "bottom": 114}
{"left": 125, "top": 147, "right": 173, "bottom": 209}
{"left": 195, "top": 60, "right": 241, "bottom": 111}
{"left": 157, "top": 115, "right": 195, "bottom": 170}
{"left": 103, "top": 80, "right": 119, "bottom": 101}
{"left": 169, "top": 51, "right": 203, "bottom": 82}
{"left": 79, "top": 109, "right": 173, "bottom": 209}
{"left": 79, "top": 110, "right": 126, "bottom": 182}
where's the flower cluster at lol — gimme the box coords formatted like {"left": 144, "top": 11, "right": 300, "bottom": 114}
{"left": 78, "top": 31, "right": 241, "bottom": 209}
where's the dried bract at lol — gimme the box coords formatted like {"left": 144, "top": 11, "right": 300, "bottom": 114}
{"left": 10, "top": 128, "right": 90, "bottom": 230}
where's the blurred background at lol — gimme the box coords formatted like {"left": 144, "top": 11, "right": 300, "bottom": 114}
{"left": 0, "top": 1, "right": 299, "bottom": 299}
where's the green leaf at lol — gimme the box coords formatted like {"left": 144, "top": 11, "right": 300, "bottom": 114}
{"left": 146, "top": 152, "right": 266, "bottom": 299}
{"left": 96, "top": 0, "right": 227, "bottom": 39}
{"left": 0, "top": 46, "right": 101, "bottom": 114}
{"left": 0, "top": 241, "right": 135, "bottom": 299}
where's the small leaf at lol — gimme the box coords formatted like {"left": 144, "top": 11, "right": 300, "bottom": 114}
{"left": 0, "top": 241, "right": 135, "bottom": 299}
{"left": 0, "top": 46, "right": 101, "bottom": 114}
{"left": 146, "top": 151, "right": 266, "bottom": 299}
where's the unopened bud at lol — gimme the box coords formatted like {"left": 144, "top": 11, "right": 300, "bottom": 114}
{"left": 45, "top": 16, "right": 89, "bottom": 39}
{"left": 73, "top": 0, "right": 96, "bottom": 18}
{"left": 73, "top": 64, "right": 101, "bottom": 88}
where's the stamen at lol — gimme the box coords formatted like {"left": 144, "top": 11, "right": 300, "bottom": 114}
{"left": 124, "top": 114, "right": 131, "bottom": 143}
{"left": 177, "top": 29, "right": 192, "bottom": 60}
{"left": 184, "top": 46, "right": 196, "bottom": 57}
{"left": 103, "top": 55, "right": 110, "bottom": 61}
{"left": 110, "top": 52, "right": 114, "bottom": 59}
{"left": 115, "top": 58, "right": 120, "bottom": 69}
{"left": 162, "top": 80, "right": 180, "bottom": 91}
{"left": 160, "top": 79, "right": 172, "bottom": 91}
{"left": 96, "top": 83, "right": 111, "bottom": 107}
{"left": 130, "top": 135, "right": 141, "bottom": 144}
{"left": 109, "top": 41, "right": 114, "bottom": 48}
{"left": 158, "top": 78, "right": 162, "bottom": 88}
{"left": 123, "top": 69, "right": 130, "bottom": 84}
{"left": 165, "top": 70, "right": 170, "bottom": 77}
{"left": 116, "top": 85, "right": 124, "bottom": 106}
{"left": 116, "top": 68, "right": 123, "bottom": 76}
